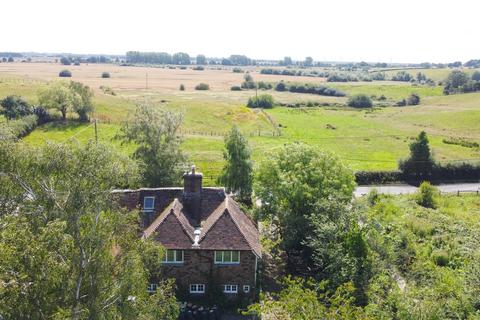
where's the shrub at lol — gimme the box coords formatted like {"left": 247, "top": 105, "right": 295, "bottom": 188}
{"left": 99, "top": 85, "right": 116, "bottom": 95}
{"left": 407, "top": 93, "right": 420, "bottom": 105}
{"left": 432, "top": 250, "right": 449, "bottom": 266}
{"left": 396, "top": 99, "right": 407, "bottom": 107}
{"left": 101, "top": 72, "right": 110, "bottom": 78}
{"left": 257, "top": 81, "right": 272, "bottom": 90}
{"left": 192, "top": 66, "right": 204, "bottom": 71}
{"left": 232, "top": 67, "right": 244, "bottom": 73}
{"left": 472, "top": 71, "right": 480, "bottom": 81}
{"left": 59, "top": 69, "right": 72, "bottom": 77}
{"left": 195, "top": 83, "right": 209, "bottom": 90}
{"left": 391, "top": 71, "right": 413, "bottom": 82}
{"left": 416, "top": 181, "right": 438, "bottom": 209}
{"left": 347, "top": 94, "right": 372, "bottom": 108}
{"left": 230, "top": 86, "right": 242, "bottom": 91}
{"left": 0, "top": 95, "right": 32, "bottom": 120}
{"left": 275, "top": 81, "right": 287, "bottom": 91}
{"left": 179, "top": 84, "right": 185, "bottom": 91}
{"left": 32, "top": 106, "right": 51, "bottom": 124}
{"left": 367, "top": 188, "right": 380, "bottom": 206}
{"left": 241, "top": 81, "right": 256, "bottom": 89}
{"left": 355, "top": 170, "right": 404, "bottom": 184}
{"left": 247, "top": 94, "right": 274, "bottom": 109}
{"left": 4, "top": 114, "right": 38, "bottom": 138}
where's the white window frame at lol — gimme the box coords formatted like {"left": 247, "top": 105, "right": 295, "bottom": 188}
{"left": 243, "top": 285, "right": 250, "bottom": 293}
{"left": 162, "top": 250, "right": 184, "bottom": 264}
{"left": 222, "top": 284, "right": 238, "bottom": 294}
{"left": 214, "top": 250, "right": 240, "bottom": 264}
{"left": 143, "top": 196, "right": 155, "bottom": 212}
{"left": 147, "top": 283, "right": 157, "bottom": 293}
{"left": 190, "top": 284, "right": 205, "bottom": 294}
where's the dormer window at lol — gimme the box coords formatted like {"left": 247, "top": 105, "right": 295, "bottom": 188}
{"left": 143, "top": 196, "right": 155, "bottom": 212}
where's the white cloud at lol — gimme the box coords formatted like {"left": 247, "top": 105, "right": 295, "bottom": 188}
{"left": 0, "top": 0, "right": 478, "bottom": 63}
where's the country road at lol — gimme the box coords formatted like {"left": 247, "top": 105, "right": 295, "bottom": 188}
{"left": 355, "top": 183, "right": 480, "bottom": 197}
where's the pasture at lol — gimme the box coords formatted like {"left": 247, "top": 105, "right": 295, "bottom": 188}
{"left": 1, "top": 62, "right": 480, "bottom": 185}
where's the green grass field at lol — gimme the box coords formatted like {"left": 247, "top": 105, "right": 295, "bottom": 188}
{"left": 2, "top": 65, "right": 480, "bottom": 186}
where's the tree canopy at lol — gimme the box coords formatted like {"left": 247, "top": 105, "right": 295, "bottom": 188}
{"left": 116, "top": 104, "right": 187, "bottom": 187}
{"left": 217, "top": 126, "right": 253, "bottom": 204}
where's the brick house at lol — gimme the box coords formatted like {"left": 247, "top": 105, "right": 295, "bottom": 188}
{"left": 114, "top": 167, "right": 261, "bottom": 304}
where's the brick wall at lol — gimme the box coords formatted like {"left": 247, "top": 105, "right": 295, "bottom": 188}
{"left": 158, "top": 249, "right": 258, "bottom": 305}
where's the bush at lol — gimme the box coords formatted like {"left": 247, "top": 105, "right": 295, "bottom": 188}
{"left": 247, "top": 94, "right": 274, "bottom": 109}
{"left": 4, "top": 114, "right": 38, "bottom": 138}
{"left": 99, "top": 85, "right": 116, "bottom": 95}
{"left": 179, "top": 84, "right": 185, "bottom": 91}
{"left": 355, "top": 170, "right": 404, "bottom": 185}
{"left": 472, "top": 71, "right": 480, "bottom": 81}
{"left": 59, "top": 69, "right": 72, "bottom": 77}
{"left": 192, "top": 66, "right": 204, "bottom": 71}
{"left": 257, "top": 81, "right": 272, "bottom": 90}
{"left": 32, "top": 106, "right": 51, "bottom": 124}
{"left": 416, "top": 181, "right": 438, "bottom": 209}
{"left": 407, "top": 93, "right": 420, "bottom": 105}
{"left": 432, "top": 250, "right": 449, "bottom": 266}
{"left": 101, "top": 72, "right": 110, "bottom": 78}
{"left": 0, "top": 95, "right": 32, "bottom": 120}
{"left": 230, "top": 86, "right": 242, "bottom": 91}
{"left": 347, "top": 94, "right": 372, "bottom": 108}
{"left": 241, "top": 81, "right": 256, "bottom": 89}
{"left": 195, "top": 83, "right": 209, "bottom": 90}
{"left": 275, "top": 81, "right": 287, "bottom": 91}
{"left": 232, "top": 67, "right": 243, "bottom": 73}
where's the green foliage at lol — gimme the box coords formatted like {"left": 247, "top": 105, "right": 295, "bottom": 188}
{"left": 0, "top": 114, "right": 38, "bottom": 138}
{"left": 60, "top": 56, "right": 71, "bottom": 65}
{"left": 69, "top": 81, "right": 94, "bottom": 122}
{"left": 399, "top": 131, "right": 435, "bottom": 181}
{"left": 255, "top": 143, "right": 355, "bottom": 271}
{"left": 194, "top": 83, "right": 209, "bottom": 90}
{"left": 0, "top": 95, "right": 32, "bottom": 120}
{"left": 116, "top": 104, "right": 187, "bottom": 187}
{"left": 347, "top": 94, "right": 373, "bottom": 108}
{"left": 59, "top": 69, "right": 72, "bottom": 77}
{"left": 0, "top": 141, "right": 178, "bottom": 319}
{"left": 472, "top": 71, "right": 480, "bottom": 81}
{"left": 416, "top": 181, "right": 438, "bottom": 208}
{"left": 443, "top": 70, "right": 471, "bottom": 94}
{"left": 217, "top": 126, "right": 253, "bottom": 203}
{"left": 247, "top": 94, "right": 274, "bottom": 108}
{"left": 246, "top": 277, "right": 367, "bottom": 319}
{"left": 391, "top": 71, "right": 413, "bottom": 82}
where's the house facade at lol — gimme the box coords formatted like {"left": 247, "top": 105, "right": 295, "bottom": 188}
{"left": 114, "top": 167, "right": 261, "bottom": 304}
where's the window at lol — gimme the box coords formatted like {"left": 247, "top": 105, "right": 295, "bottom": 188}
{"left": 162, "top": 250, "right": 184, "bottom": 264}
{"left": 147, "top": 283, "right": 157, "bottom": 293}
{"left": 243, "top": 285, "right": 250, "bottom": 293}
{"left": 222, "top": 284, "right": 238, "bottom": 294}
{"left": 143, "top": 196, "right": 155, "bottom": 211}
{"left": 214, "top": 250, "right": 240, "bottom": 264}
{"left": 190, "top": 284, "right": 205, "bottom": 293}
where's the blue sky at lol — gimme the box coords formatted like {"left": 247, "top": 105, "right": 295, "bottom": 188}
{"left": 1, "top": 0, "right": 478, "bottom": 63}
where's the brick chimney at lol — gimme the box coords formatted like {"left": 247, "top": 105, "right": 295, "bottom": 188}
{"left": 182, "top": 165, "right": 202, "bottom": 225}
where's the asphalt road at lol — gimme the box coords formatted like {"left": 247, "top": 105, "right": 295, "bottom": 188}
{"left": 355, "top": 183, "right": 480, "bottom": 197}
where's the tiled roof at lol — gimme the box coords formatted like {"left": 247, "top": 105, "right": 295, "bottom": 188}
{"left": 113, "top": 187, "right": 261, "bottom": 257}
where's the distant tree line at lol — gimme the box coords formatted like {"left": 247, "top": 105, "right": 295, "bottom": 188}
{"left": 126, "top": 51, "right": 191, "bottom": 65}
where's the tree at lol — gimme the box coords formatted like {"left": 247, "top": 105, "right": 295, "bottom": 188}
{"left": 194, "top": 83, "right": 209, "bottom": 90}
{"left": 255, "top": 144, "right": 355, "bottom": 271}
{"left": 172, "top": 52, "right": 190, "bottom": 65}
{"left": 196, "top": 54, "right": 206, "bottom": 65}
{"left": 217, "top": 126, "right": 253, "bottom": 204}
{"left": 304, "top": 56, "right": 313, "bottom": 67}
{"left": 69, "top": 81, "right": 94, "bottom": 122}
{"left": 472, "top": 71, "right": 480, "bottom": 81}
{"left": 282, "top": 56, "right": 293, "bottom": 66}
{"left": 59, "top": 69, "right": 72, "bottom": 77}
{"left": 0, "top": 141, "right": 179, "bottom": 319}
{"left": 60, "top": 56, "right": 71, "bottom": 65}
{"left": 38, "top": 81, "right": 76, "bottom": 120}
{"left": 0, "top": 95, "right": 32, "bottom": 120}
{"left": 399, "top": 131, "right": 435, "bottom": 181}
{"left": 348, "top": 94, "right": 373, "bottom": 108}
{"left": 444, "top": 70, "right": 469, "bottom": 94}
{"left": 116, "top": 104, "right": 187, "bottom": 187}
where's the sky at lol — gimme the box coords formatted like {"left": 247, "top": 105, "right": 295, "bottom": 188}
{"left": 1, "top": 0, "right": 479, "bottom": 63}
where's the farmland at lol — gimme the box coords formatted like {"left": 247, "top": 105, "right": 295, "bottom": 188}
{"left": 1, "top": 62, "right": 480, "bottom": 185}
